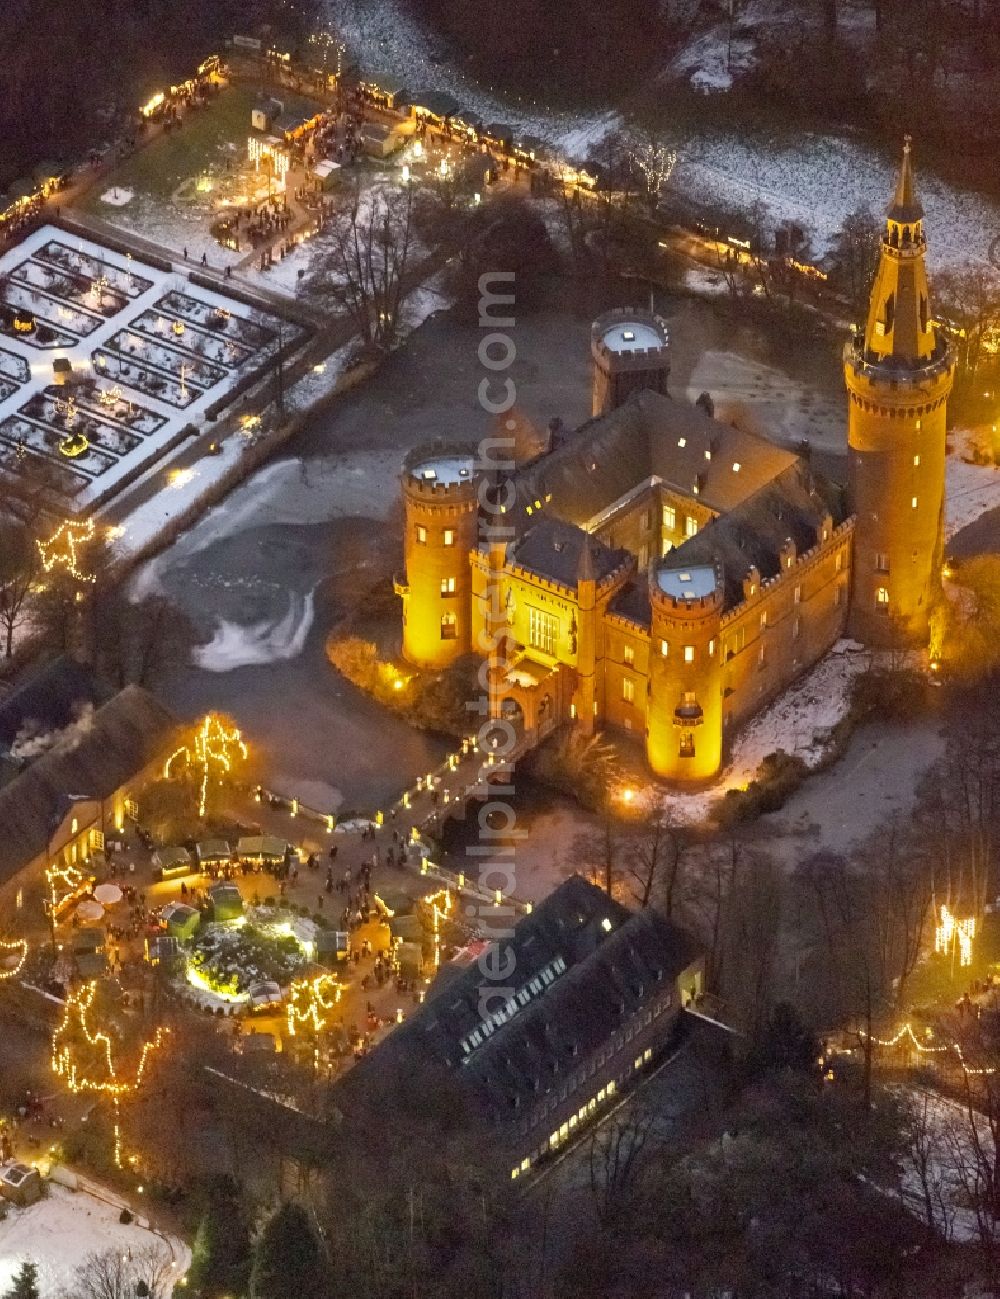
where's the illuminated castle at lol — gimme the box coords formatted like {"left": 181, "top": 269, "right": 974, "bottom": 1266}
{"left": 395, "top": 143, "right": 950, "bottom": 783}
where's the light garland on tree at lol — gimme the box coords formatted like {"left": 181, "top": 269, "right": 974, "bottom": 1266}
{"left": 37, "top": 517, "right": 97, "bottom": 583}
{"left": 424, "top": 888, "right": 453, "bottom": 967}
{"left": 285, "top": 974, "right": 341, "bottom": 1036}
{"left": 861, "top": 1022, "right": 995, "bottom": 1077}
{"left": 46, "top": 860, "right": 91, "bottom": 919}
{"left": 935, "top": 904, "right": 976, "bottom": 967}
{"left": 163, "top": 713, "right": 247, "bottom": 818}
{"left": 51, "top": 981, "right": 169, "bottom": 1166}
{"left": 0, "top": 937, "right": 28, "bottom": 980}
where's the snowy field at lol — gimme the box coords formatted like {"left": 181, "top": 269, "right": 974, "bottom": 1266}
{"left": 0, "top": 225, "right": 300, "bottom": 511}
{"left": 0, "top": 1180, "right": 189, "bottom": 1299}
{"left": 332, "top": 0, "right": 1000, "bottom": 269}
{"left": 945, "top": 429, "right": 1000, "bottom": 541}
{"left": 675, "top": 133, "right": 1000, "bottom": 267}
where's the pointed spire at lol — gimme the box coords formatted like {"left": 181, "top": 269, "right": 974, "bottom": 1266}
{"left": 887, "top": 135, "right": 923, "bottom": 224}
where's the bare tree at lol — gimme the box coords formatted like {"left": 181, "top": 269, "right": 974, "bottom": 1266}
{"left": 71, "top": 1245, "right": 175, "bottom": 1299}
{"left": 307, "top": 182, "right": 416, "bottom": 349}
{"left": 630, "top": 132, "right": 678, "bottom": 211}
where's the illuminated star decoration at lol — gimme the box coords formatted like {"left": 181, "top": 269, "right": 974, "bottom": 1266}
{"left": 51, "top": 980, "right": 169, "bottom": 1165}
{"left": 164, "top": 713, "right": 248, "bottom": 818}
{"left": 0, "top": 937, "right": 28, "bottom": 980}
{"left": 286, "top": 974, "right": 341, "bottom": 1036}
{"left": 37, "top": 517, "right": 97, "bottom": 583}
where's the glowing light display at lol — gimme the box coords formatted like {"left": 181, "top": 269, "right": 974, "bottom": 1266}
{"left": 37, "top": 517, "right": 96, "bottom": 583}
{"left": 935, "top": 904, "right": 976, "bottom": 967}
{"left": 164, "top": 713, "right": 248, "bottom": 817}
{"left": 286, "top": 974, "right": 341, "bottom": 1036}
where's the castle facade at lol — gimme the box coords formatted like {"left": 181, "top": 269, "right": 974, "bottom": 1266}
{"left": 394, "top": 144, "right": 953, "bottom": 784}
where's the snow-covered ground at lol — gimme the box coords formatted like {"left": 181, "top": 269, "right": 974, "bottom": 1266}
{"left": 0, "top": 225, "right": 297, "bottom": 511}
{"left": 0, "top": 1180, "right": 189, "bottom": 1299}
{"left": 945, "top": 428, "right": 1000, "bottom": 540}
{"left": 899, "top": 1086, "right": 996, "bottom": 1246}
{"left": 676, "top": 132, "right": 1000, "bottom": 267}
{"left": 654, "top": 639, "right": 868, "bottom": 823}
{"left": 194, "top": 587, "right": 317, "bottom": 671}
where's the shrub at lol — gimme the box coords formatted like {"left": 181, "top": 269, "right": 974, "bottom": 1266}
{"left": 848, "top": 668, "right": 927, "bottom": 722}
{"left": 714, "top": 750, "right": 809, "bottom": 827}
{"left": 119, "top": 1208, "right": 133, "bottom": 1225}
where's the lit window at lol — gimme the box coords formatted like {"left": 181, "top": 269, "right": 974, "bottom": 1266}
{"left": 441, "top": 612, "right": 458, "bottom": 639}
{"left": 876, "top": 586, "right": 890, "bottom": 612}
{"left": 663, "top": 505, "right": 676, "bottom": 531}
{"left": 683, "top": 645, "right": 694, "bottom": 663}
{"left": 528, "top": 606, "right": 558, "bottom": 655}
{"left": 685, "top": 516, "right": 698, "bottom": 539}
{"left": 15, "top": 888, "right": 23, "bottom": 911}
{"left": 913, "top": 454, "right": 921, "bottom": 467}
{"left": 732, "top": 462, "right": 741, "bottom": 473}
{"left": 708, "top": 639, "right": 715, "bottom": 656}
{"left": 416, "top": 524, "right": 427, "bottom": 544}
{"left": 677, "top": 437, "right": 686, "bottom": 448}
{"left": 440, "top": 576, "right": 456, "bottom": 595}
{"left": 794, "top": 585, "right": 801, "bottom": 604}
{"left": 623, "top": 643, "right": 635, "bottom": 666}
{"left": 835, "top": 553, "right": 843, "bottom": 573}
{"left": 704, "top": 448, "right": 712, "bottom": 461}
{"left": 911, "top": 497, "right": 918, "bottom": 510}
{"left": 622, "top": 677, "right": 635, "bottom": 703}
{"left": 660, "top": 639, "right": 669, "bottom": 657}
{"left": 760, "top": 611, "right": 767, "bottom": 630}
{"left": 679, "top": 732, "right": 695, "bottom": 758}
{"left": 71, "top": 817, "right": 78, "bottom": 835}
{"left": 443, "top": 528, "right": 456, "bottom": 546}
{"left": 511, "top": 1168, "right": 519, "bottom": 1180}
{"left": 915, "top": 419, "right": 922, "bottom": 431}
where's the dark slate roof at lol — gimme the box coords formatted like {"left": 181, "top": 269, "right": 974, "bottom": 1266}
{"left": 333, "top": 876, "right": 701, "bottom": 1129}
{"left": 0, "top": 685, "right": 178, "bottom": 886}
{"left": 608, "top": 580, "right": 653, "bottom": 629}
{"left": 509, "top": 518, "right": 630, "bottom": 589}
{"left": 0, "top": 656, "right": 114, "bottom": 752}
{"left": 509, "top": 390, "right": 798, "bottom": 534}
{"left": 667, "top": 463, "right": 847, "bottom": 610}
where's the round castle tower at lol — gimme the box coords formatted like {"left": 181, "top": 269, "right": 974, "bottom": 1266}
{"left": 398, "top": 444, "right": 480, "bottom": 670}
{"left": 845, "top": 138, "right": 955, "bottom": 647}
{"left": 591, "top": 309, "right": 670, "bottom": 417}
{"left": 646, "top": 562, "right": 724, "bottom": 783}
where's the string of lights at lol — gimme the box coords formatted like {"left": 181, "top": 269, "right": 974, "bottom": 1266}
{"left": 286, "top": 974, "right": 342, "bottom": 1036}
{"left": 37, "top": 517, "right": 97, "bottom": 583}
{"left": 862, "top": 1022, "right": 995, "bottom": 1077}
{"left": 164, "top": 713, "right": 247, "bottom": 817}
{"left": 0, "top": 937, "right": 28, "bottom": 980}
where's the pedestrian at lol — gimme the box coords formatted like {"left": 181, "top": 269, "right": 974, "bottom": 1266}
{"left": 183, "top": 247, "right": 188, "bottom": 260}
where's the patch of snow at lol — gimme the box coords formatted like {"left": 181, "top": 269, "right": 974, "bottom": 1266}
{"left": 193, "top": 587, "right": 317, "bottom": 670}
{"left": 683, "top": 264, "right": 733, "bottom": 297}
{"left": 898, "top": 1086, "right": 995, "bottom": 1246}
{"left": 656, "top": 639, "right": 868, "bottom": 824}
{"left": 945, "top": 429, "right": 1000, "bottom": 540}
{"left": 99, "top": 187, "right": 133, "bottom": 207}
{"left": 0, "top": 1181, "right": 189, "bottom": 1299}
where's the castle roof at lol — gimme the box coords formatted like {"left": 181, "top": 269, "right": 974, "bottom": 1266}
{"left": 509, "top": 518, "right": 630, "bottom": 590}
{"left": 887, "top": 135, "right": 923, "bottom": 224}
{"left": 510, "top": 390, "right": 797, "bottom": 532}
{"left": 666, "top": 464, "right": 847, "bottom": 610}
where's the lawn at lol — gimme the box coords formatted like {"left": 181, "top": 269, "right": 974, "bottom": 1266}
{"left": 82, "top": 83, "right": 325, "bottom": 203}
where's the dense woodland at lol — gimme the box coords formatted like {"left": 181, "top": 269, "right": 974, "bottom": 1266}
{"left": 0, "top": 0, "right": 319, "bottom": 188}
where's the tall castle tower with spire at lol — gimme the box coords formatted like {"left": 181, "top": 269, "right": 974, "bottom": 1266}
{"left": 844, "top": 137, "right": 955, "bottom": 646}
